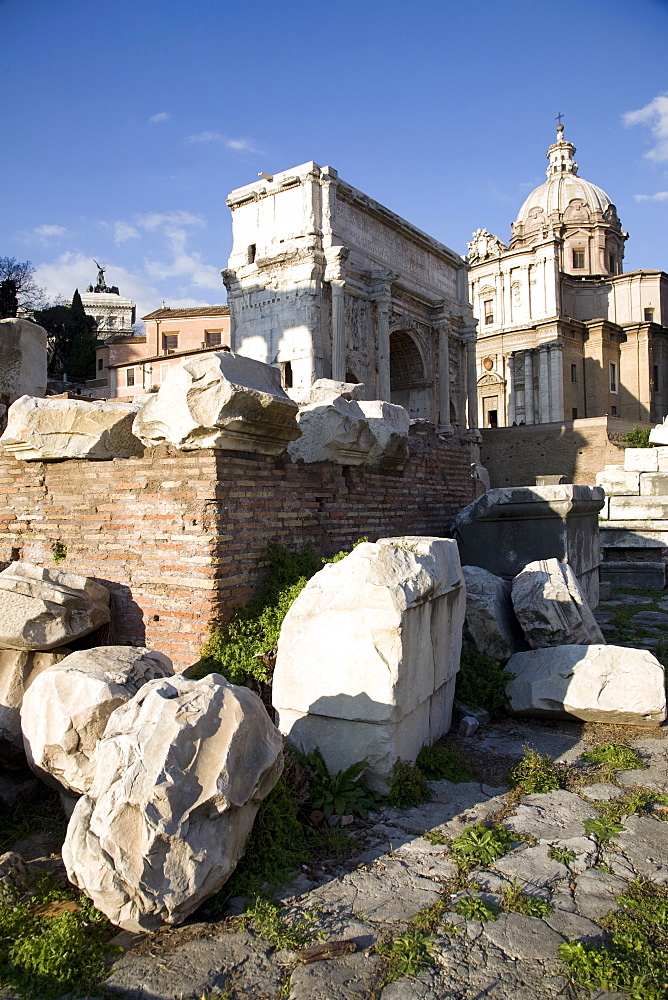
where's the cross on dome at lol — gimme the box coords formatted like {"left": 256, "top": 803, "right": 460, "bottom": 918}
{"left": 546, "top": 122, "right": 578, "bottom": 178}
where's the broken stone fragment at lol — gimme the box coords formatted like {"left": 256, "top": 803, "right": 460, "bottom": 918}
{"left": 0, "top": 394, "right": 143, "bottom": 460}
{"left": 21, "top": 646, "right": 174, "bottom": 795}
{"left": 63, "top": 672, "right": 283, "bottom": 931}
{"left": 462, "top": 565, "right": 520, "bottom": 661}
{"left": 0, "top": 562, "right": 110, "bottom": 651}
{"left": 358, "top": 400, "right": 410, "bottom": 473}
{"left": 506, "top": 644, "right": 666, "bottom": 726}
{"left": 0, "top": 647, "right": 71, "bottom": 764}
{"left": 272, "top": 536, "right": 465, "bottom": 789}
{"left": 0, "top": 318, "right": 48, "bottom": 407}
{"left": 287, "top": 393, "right": 375, "bottom": 466}
{"left": 132, "top": 352, "right": 300, "bottom": 455}
{"left": 511, "top": 559, "right": 605, "bottom": 648}
{"left": 307, "top": 378, "right": 366, "bottom": 404}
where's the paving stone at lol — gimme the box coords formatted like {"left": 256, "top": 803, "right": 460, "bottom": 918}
{"left": 611, "top": 814, "right": 668, "bottom": 882}
{"left": 580, "top": 782, "right": 626, "bottom": 801}
{"left": 309, "top": 857, "right": 442, "bottom": 923}
{"left": 599, "top": 594, "right": 654, "bottom": 606}
{"left": 544, "top": 907, "right": 604, "bottom": 942}
{"left": 482, "top": 912, "right": 566, "bottom": 960}
{"left": 550, "top": 836, "right": 597, "bottom": 873}
{"left": 505, "top": 790, "right": 599, "bottom": 842}
{"left": 494, "top": 843, "right": 569, "bottom": 890}
{"left": 104, "top": 929, "right": 284, "bottom": 999}
{"left": 631, "top": 610, "right": 668, "bottom": 626}
{"left": 574, "top": 868, "right": 627, "bottom": 919}
{"left": 288, "top": 950, "right": 382, "bottom": 999}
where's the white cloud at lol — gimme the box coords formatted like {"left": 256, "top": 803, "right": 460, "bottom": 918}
{"left": 225, "top": 137, "right": 261, "bottom": 153}
{"left": 144, "top": 226, "right": 223, "bottom": 291}
{"left": 149, "top": 111, "right": 170, "bottom": 123}
{"left": 634, "top": 191, "right": 668, "bottom": 202}
{"left": 136, "top": 210, "right": 204, "bottom": 231}
{"left": 20, "top": 224, "right": 70, "bottom": 244}
{"left": 187, "top": 130, "right": 225, "bottom": 143}
{"left": 623, "top": 94, "right": 668, "bottom": 162}
{"left": 113, "top": 221, "right": 141, "bottom": 243}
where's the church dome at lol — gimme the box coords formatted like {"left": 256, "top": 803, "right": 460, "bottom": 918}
{"left": 512, "top": 125, "right": 617, "bottom": 242}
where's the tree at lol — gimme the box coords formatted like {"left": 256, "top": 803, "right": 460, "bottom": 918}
{"left": 0, "top": 279, "right": 18, "bottom": 319}
{"left": 34, "top": 289, "right": 98, "bottom": 381}
{"left": 0, "top": 258, "right": 46, "bottom": 311}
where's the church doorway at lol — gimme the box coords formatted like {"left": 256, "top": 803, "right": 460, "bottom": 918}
{"left": 389, "top": 331, "right": 429, "bottom": 419}
{"left": 483, "top": 395, "right": 499, "bottom": 427}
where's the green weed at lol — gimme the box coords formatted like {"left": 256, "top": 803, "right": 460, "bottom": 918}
{"left": 306, "top": 826, "right": 359, "bottom": 861}
{"left": 0, "top": 876, "right": 114, "bottom": 1000}
{"left": 548, "top": 846, "right": 577, "bottom": 866}
{"left": 449, "top": 822, "right": 514, "bottom": 868}
{"left": 559, "top": 879, "right": 668, "bottom": 1000}
{"left": 584, "top": 817, "right": 626, "bottom": 845}
{"left": 241, "top": 897, "right": 317, "bottom": 951}
{"left": 595, "top": 790, "right": 668, "bottom": 826}
{"left": 303, "top": 747, "right": 381, "bottom": 820}
{"left": 387, "top": 758, "right": 432, "bottom": 809}
{"left": 423, "top": 829, "right": 449, "bottom": 846}
{"left": 453, "top": 896, "right": 499, "bottom": 922}
{"left": 416, "top": 743, "right": 474, "bottom": 783}
{"left": 510, "top": 746, "right": 563, "bottom": 794}
{"left": 623, "top": 427, "right": 652, "bottom": 448}
{"left": 456, "top": 648, "right": 514, "bottom": 719}
{"left": 323, "top": 537, "right": 369, "bottom": 563}
{"left": 410, "top": 898, "right": 450, "bottom": 932}
{"left": 376, "top": 927, "right": 436, "bottom": 984}
{"left": 51, "top": 542, "right": 67, "bottom": 564}
{"left": 581, "top": 744, "right": 645, "bottom": 771}
{"left": 501, "top": 882, "right": 553, "bottom": 917}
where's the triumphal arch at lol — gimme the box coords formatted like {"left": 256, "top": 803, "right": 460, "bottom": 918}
{"left": 222, "top": 162, "right": 478, "bottom": 436}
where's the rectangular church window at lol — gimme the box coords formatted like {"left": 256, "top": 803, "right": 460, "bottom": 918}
{"left": 573, "top": 249, "right": 585, "bottom": 269}
{"left": 610, "top": 363, "right": 618, "bottom": 393}
{"left": 484, "top": 299, "right": 494, "bottom": 325}
{"left": 126, "top": 368, "right": 135, "bottom": 387}
{"left": 571, "top": 364, "right": 577, "bottom": 383}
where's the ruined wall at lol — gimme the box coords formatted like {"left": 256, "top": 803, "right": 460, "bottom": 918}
{"left": 0, "top": 425, "right": 475, "bottom": 669}
{"left": 479, "top": 416, "right": 648, "bottom": 488}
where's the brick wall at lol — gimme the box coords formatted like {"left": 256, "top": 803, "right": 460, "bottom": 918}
{"left": 0, "top": 424, "right": 476, "bottom": 669}
{"left": 480, "top": 416, "right": 650, "bottom": 488}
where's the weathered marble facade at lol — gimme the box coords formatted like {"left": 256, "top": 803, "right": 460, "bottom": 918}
{"left": 223, "top": 163, "right": 477, "bottom": 436}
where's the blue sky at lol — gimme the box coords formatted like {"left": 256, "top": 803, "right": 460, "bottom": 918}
{"left": 2, "top": 0, "right": 668, "bottom": 321}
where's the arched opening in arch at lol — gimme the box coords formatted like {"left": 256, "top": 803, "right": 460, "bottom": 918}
{"left": 390, "top": 331, "right": 428, "bottom": 419}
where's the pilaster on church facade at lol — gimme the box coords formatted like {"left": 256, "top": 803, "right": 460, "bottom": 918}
{"left": 222, "top": 161, "right": 475, "bottom": 434}
{"left": 468, "top": 124, "right": 668, "bottom": 429}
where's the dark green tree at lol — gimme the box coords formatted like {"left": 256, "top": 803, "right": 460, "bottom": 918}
{"left": 0, "top": 279, "right": 18, "bottom": 318}
{"left": 35, "top": 290, "right": 98, "bottom": 381}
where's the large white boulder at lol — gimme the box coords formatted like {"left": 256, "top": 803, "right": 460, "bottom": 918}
{"left": 506, "top": 645, "right": 666, "bottom": 726}
{"left": 132, "top": 352, "right": 300, "bottom": 455}
{"left": 0, "top": 395, "right": 143, "bottom": 460}
{"left": 0, "top": 648, "right": 70, "bottom": 763}
{"left": 358, "top": 400, "right": 410, "bottom": 473}
{"left": 462, "top": 565, "right": 519, "bottom": 661}
{"left": 63, "top": 673, "right": 283, "bottom": 931}
{"left": 307, "top": 378, "right": 366, "bottom": 405}
{"left": 0, "top": 318, "right": 47, "bottom": 408}
{"left": 272, "top": 536, "right": 465, "bottom": 789}
{"left": 511, "top": 559, "right": 605, "bottom": 649}
{"left": 0, "top": 563, "right": 110, "bottom": 651}
{"left": 287, "top": 393, "right": 375, "bottom": 466}
{"left": 21, "top": 646, "right": 174, "bottom": 795}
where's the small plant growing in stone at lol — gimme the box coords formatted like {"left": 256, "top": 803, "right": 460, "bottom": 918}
{"left": 559, "top": 879, "right": 668, "bottom": 1000}
{"left": 584, "top": 816, "right": 626, "bottom": 845}
{"left": 501, "top": 882, "right": 553, "bottom": 917}
{"left": 453, "top": 895, "right": 499, "bottom": 922}
{"left": 51, "top": 541, "right": 67, "bottom": 564}
{"left": 376, "top": 926, "right": 436, "bottom": 984}
{"left": 387, "top": 758, "right": 432, "bottom": 809}
{"left": 423, "top": 828, "right": 449, "bottom": 846}
{"left": 242, "top": 897, "right": 317, "bottom": 951}
{"left": 581, "top": 744, "right": 645, "bottom": 771}
{"left": 304, "top": 747, "right": 381, "bottom": 820}
{"left": 411, "top": 898, "right": 450, "bottom": 932}
{"left": 548, "top": 846, "right": 577, "bottom": 866}
{"left": 416, "top": 743, "right": 474, "bottom": 783}
{"left": 449, "top": 822, "right": 514, "bottom": 868}
{"left": 510, "top": 746, "right": 562, "bottom": 794}
{"left": 455, "top": 648, "right": 514, "bottom": 719}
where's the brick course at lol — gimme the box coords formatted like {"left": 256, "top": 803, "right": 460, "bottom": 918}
{"left": 0, "top": 424, "right": 476, "bottom": 669}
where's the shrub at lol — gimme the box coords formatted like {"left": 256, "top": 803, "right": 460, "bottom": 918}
{"left": 376, "top": 927, "right": 436, "bottom": 984}
{"left": 449, "top": 822, "right": 514, "bottom": 868}
{"left": 623, "top": 426, "right": 652, "bottom": 448}
{"left": 416, "top": 743, "right": 474, "bottom": 783}
{"left": 241, "top": 897, "right": 317, "bottom": 951}
{"left": 456, "top": 648, "right": 514, "bottom": 719}
{"left": 387, "top": 758, "right": 432, "bottom": 809}
{"left": 302, "top": 747, "right": 382, "bottom": 820}
{"left": 510, "top": 746, "right": 563, "bottom": 793}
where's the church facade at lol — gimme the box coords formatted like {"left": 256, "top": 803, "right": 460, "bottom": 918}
{"left": 222, "top": 162, "right": 478, "bottom": 437}
{"left": 468, "top": 125, "right": 668, "bottom": 429}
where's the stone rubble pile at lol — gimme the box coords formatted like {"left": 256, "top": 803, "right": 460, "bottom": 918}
{"left": 63, "top": 672, "right": 283, "bottom": 931}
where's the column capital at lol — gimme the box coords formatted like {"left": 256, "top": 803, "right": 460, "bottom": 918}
{"left": 324, "top": 245, "right": 350, "bottom": 282}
